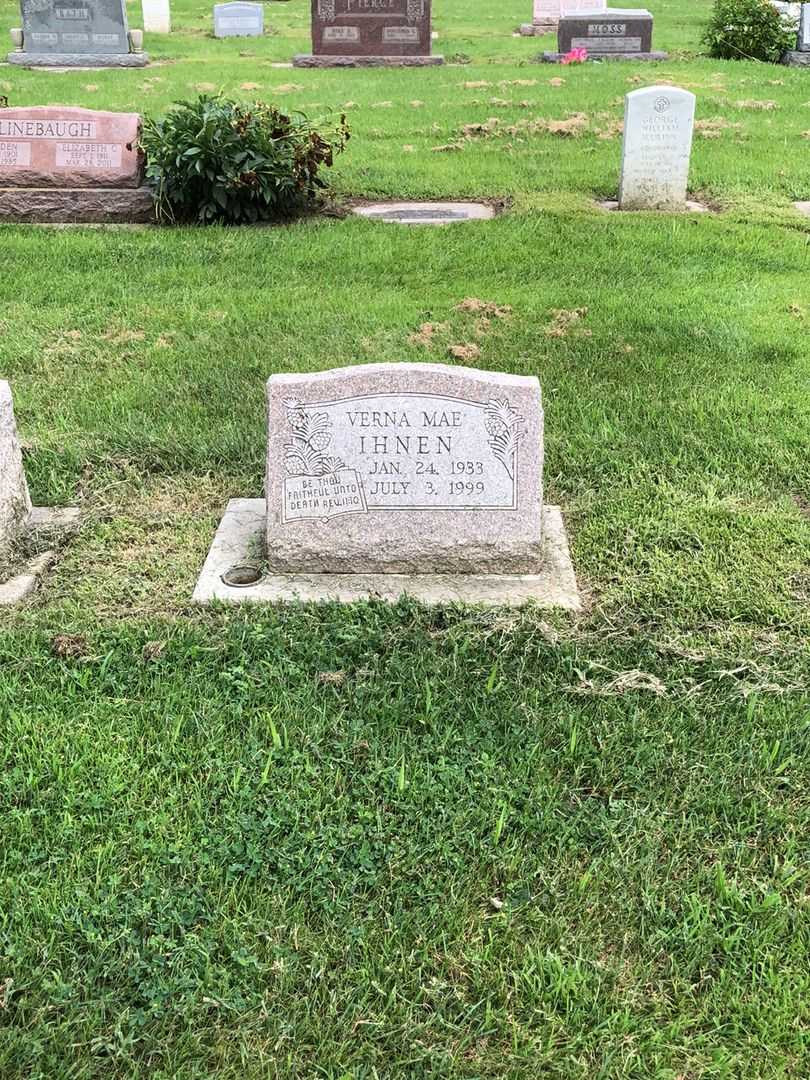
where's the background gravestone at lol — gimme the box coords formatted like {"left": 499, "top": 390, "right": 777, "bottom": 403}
{"left": 618, "top": 85, "right": 696, "bottom": 211}
{"left": 0, "top": 380, "right": 32, "bottom": 563}
{"left": 520, "top": 0, "right": 562, "bottom": 36}
{"left": 544, "top": 7, "right": 667, "bottom": 61}
{"left": 8, "top": 0, "right": 148, "bottom": 66}
{"left": 142, "top": 0, "right": 170, "bottom": 34}
{"left": 0, "top": 105, "right": 153, "bottom": 222}
{"left": 784, "top": 2, "right": 810, "bottom": 63}
{"left": 522, "top": 0, "right": 610, "bottom": 35}
{"left": 213, "top": 2, "right": 263, "bottom": 37}
{"left": 295, "top": 0, "right": 442, "bottom": 67}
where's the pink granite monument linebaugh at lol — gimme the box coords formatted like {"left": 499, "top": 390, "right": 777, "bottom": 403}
{"left": 0, "top": 106, "right": 141, "bottom": 188}
{"left": 0, "top": 105, "right": 153, "bottom": 222}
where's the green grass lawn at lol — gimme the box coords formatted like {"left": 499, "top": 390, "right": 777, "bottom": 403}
{"left": 1, "top": 0, "right": 809, "bottom": 1075}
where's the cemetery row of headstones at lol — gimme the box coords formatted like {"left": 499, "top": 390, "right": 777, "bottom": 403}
{"left": 0, "top": 87, "right": 698, "bottom": 223}
{"left": 9, "top": 0, "right": 810, "bottom": 66}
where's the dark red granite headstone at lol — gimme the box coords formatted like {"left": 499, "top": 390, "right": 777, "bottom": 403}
{"left": 311, "top": 0, "right": 432, "bottom": 57}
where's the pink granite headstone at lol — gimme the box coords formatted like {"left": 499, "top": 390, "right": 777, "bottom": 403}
{"left": 266, "top": 363, "right": 544, "bottom": 574}
{"left": 0, "top": 106, "right": 142, "bottom": 188}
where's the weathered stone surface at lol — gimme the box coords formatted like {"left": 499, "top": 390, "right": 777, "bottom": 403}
{"left": 619, "top": 85, "right": 695, "bottom": 211}
{"left": 0, "top": 552, "right": 54, "bottom": 605}
{"left": 307, "top": 0, "right": 434, "bottom": 59}
{"left": 520, "top": 22, "right": 555, "bottom": 35}
{"left": 557, "top": 7, "right": 653, "bottom": 55}
{"left": 294, "top": 52, "right": 441, "bottom": 65}
{"left": 353, "top": 201, "right": 494, "bottom": 224}
{"left": 142, "top": 0, "right": 170, "bottom": 33}
{"left": 7, "top": 48, "right": 147, "bottom": 64}
{"left": 0, "top": 381, "right": 32, "bottom": 561}
{"left": 195, "top": 499, "right": 581, "bottom": 608}
{"left": 8, "top": 0, "right": 147, "bottom": 64}
{"left": 0, "top": 107, "right": 142, "bottom": 188}
{"left": 266, "top": 363, "right": 544, "bottom": 574}
{"left": 0, "top": 186, "right": 154, "bottom": 222}
{"left": 213, "top": 1, "right": 263, "bottom": 38}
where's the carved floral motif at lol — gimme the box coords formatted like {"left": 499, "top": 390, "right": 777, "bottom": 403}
{"left": 484, "top": 399, "right": 525, "bottom": 480}
{"left": 283, "top": 398, "right": 346, "bottom": 477}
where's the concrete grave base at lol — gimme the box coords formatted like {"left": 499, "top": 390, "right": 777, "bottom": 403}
{"left": 0, "top": 187, "right": 154, "bottom": 224}
{"left": 7, "top": 51, "right": 148, "bottom": 66}
{"left": 794, "top": 201, "right": 810, "bottom": 217}
{"left": 193, "top": 499, "right": 581, "bottom": 609}
{"left": 353, "top": 201, "right": 495, "bottom": 225}
{"left": 293, "top": 53, "right": 443, "bottom": 67}
{"left": 0, "top": 506, "right": 80, "bottom": 607}
{"left": 783, "top": 50, "right": 810, "bottom": 65}
{"left": 519, "top": 21, "right": 557, "bottom": 34}
{"left": 540, "top": 50, "right": 667, "bottom": 61}
{"left": 598, "top": 198, "right": 709, "bottom": 213}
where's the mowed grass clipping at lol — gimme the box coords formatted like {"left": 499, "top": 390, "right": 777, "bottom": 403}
{"left": 0, "top": 0, "right": 809, "bottom": 1075}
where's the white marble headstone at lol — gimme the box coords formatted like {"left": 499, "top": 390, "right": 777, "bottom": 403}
{"left": 561, "top": 0, "right": 607, "bottom": 13}
{"left": 142, "top": 0, "right": 171, "bottom": 34}
{"left": 619, "top": 85, "right": 695, "bottom": 211}
{"left": 0, "top": 381, "right": 32, "bottom": 558}
{"left": 265, "top": 363, "right": 544, "bottom": 574}
{"left": 213, "top": 1, "right": 263, "bottom": 37}
{"left": 533, "top": 0, "right": 561, "bottom": 23}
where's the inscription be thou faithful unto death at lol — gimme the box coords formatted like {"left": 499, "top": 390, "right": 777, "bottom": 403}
{"left": 266, "top": 363, "right": 544, "bottom": 574}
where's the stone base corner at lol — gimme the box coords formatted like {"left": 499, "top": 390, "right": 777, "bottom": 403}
{"left": 598, "top": 198, "right": 709, "bottom": 214}
{"left": 0, "top": 506, "right": 80, "bottom": 607}
{"left": 6, "top": 51, "right": 149, "bottom": 67}
{"left": 293, "top": 53, "right": 443, "bottom": 68}
{"left": 519, "top": 21, "right": 557, "bottom": 35}
{"left": 193, "top": 499, "right": 581, "bottom": 610}
{"left": 783, "top": 50, "right": 810, "bottom": 66}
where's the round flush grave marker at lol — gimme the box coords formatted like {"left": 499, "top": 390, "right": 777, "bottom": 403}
{"left": 221, "top": 564, "right": 263, "bottom": 588}
{"left": 353, "top": 201, "right": 495, "bottom": 225}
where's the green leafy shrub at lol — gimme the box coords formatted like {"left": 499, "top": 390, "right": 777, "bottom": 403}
{"left": 140, "top": 95, "right": 350, "bottom": 225}
{"left": 702, "top": 0, "right": 797, "bottom": 62}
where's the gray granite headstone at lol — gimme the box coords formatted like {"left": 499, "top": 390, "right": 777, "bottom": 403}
{"left": 799, "top": 2, "right": 810, "bottom": 48}
{"left": 213, "top": 2, "right": 263, "bottom": 38}
{"left": 265, "top": 362, "right": 544, "bottom": 574}
{"left": 22, "top": 0, "right": 126, "bottom": 54}
{"left": 9, "top": 0, "right": 147, "bottom": 65}
{"left": 0, "top": 380, "right": 32, "bottom": 562}
{"left": 558, "top": 8, "right": 653, "bottom": 54}
{"left": 619, "top": 85, "right": 695, "bottom": 211}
